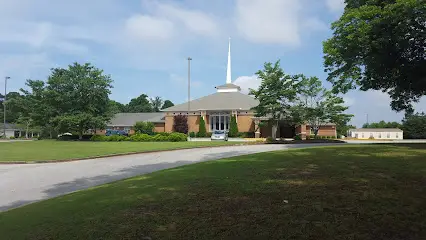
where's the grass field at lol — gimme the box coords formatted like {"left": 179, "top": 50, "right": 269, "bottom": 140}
{"left": 1, "top": 144, "right": 425, "bottom": 239}
{"left": 0, "top": 140, "right": 246, "bottom": 162}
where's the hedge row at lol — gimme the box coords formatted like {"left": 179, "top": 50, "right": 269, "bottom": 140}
{"left": 90, "top": 132, "right": 187, "bottom": 142}
{"left": 188, "top": 132, "right": 255, "bottom": 138}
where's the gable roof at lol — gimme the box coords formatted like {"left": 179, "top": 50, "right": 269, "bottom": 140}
{"left": 0, "top": 123, "right": 19, "bottom": 130}
{"left": 162, "top": 92, "right": 259, "bottom": 112}
{"left": 350, "top": 128, "right": 403, "bottom": 132}
{"left": 108, "top": 113, "right": 165, "bottom": 127}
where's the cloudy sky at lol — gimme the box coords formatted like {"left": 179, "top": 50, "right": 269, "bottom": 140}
{"left": 0, "top": 0, "right": 424, "bottom": 127}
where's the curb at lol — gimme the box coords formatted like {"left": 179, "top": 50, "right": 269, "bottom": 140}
{"left": 0, "top": 142, "right": 264, "bottom": 165}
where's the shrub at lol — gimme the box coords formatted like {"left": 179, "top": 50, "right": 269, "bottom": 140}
{"left": 173, "top": 115, "right": 188, "bottom": 134}
{"left": 228, "top": 115, "right": 238, "bottom": 137}
{"left": 90, "top": 135, "right": 106, "bottom": 141}
{"left": 236, "top": 132, "right": 255, "bottom": 138}
{"left": 108, "top": 135, "right": 127, "bottom": 142}
{"left": 130, "top": 134, "right": 153, "bottom": 142}
{"left": 266, "top": 137, "right": 275, "bottom": 143}
{"left": 198, "top": 117, "right": 207, "bottom": 137}
{"left": 9, "top": 136, "right": 15, "bottom": 139}
{"left": 196, "top": 132, "right": 207, "bottom": 138}
{"left": 153, "top": 134, "right": 168, "bottom": 142}
{"left": 306, "top": 135, "right": 311, "bottom": 140}
{"left": 369, "top": 136, "right": 375, "bottom": 139}
{"left": 156, "top": 132, "right": 170, "bottom": 137}
{"left": 189, "top": 132, "right": 196, "bottom": 138}
{"left": 206, "top": 132, "right": 212, "bottom": 137}
{"left": 331, "top": 136, "right": 336, "bottom": 139}
{"left": 134, "top": 121, "right": 155, "bottom": 135}
{"left": 168, "top": 132, "right": 187, "bottom": 142}
{"left": 294, "top": 135, "right": 302, "bottom": 140}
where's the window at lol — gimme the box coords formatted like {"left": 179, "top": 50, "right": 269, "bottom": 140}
{"left": 378, "top": 133, "right": 382, "bottom": 138}
{"left": 355, "top": 133, "right": 358, "bottom": 138}
{"left": 370, "top": 133, "right": 373, "bottom": 138}
{"left": 396, "top": 133, "right": 399, "bottom": 138}
{"left": 362, "top": 133, "right": 364, "bottom": 138}
{"left": 387, "top": 133, "right": 390, "bottom": 138}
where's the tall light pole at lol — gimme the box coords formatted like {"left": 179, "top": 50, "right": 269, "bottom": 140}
{"left": 3, "top": 76, "right": 10, "bottom": 138}
{"left": 187, "top": 57, "right": 192, "bottom": 137}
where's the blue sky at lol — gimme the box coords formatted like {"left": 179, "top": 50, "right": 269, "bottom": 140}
{"left": 0, "top": 0, "right": 425, "bottom": 127}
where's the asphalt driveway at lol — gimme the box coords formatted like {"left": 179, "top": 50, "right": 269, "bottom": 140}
{"left": 0, "top": 144, "right": 335, "bottom": 212}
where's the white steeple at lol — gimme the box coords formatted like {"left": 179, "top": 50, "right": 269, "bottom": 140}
{"left": 226, "top": 37, "right": 231, "bottom": 84}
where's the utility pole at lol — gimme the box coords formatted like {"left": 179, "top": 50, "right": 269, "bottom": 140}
{"left": 3, "top": 76, "right": 10, "bottom": 138}
{"left": 187, "top": 57, "right": 192, "bottom": 138}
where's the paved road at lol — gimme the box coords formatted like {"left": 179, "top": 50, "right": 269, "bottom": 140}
{"left": 0, "top": 144, "right": 338, "bottom": 212}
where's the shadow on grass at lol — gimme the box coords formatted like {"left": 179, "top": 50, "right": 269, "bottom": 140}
{"left": 1, "top": 144, "right": 426, "bottom": 240}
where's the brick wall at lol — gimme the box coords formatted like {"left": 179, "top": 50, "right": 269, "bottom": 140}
{"left": 237, "top": 115, "right": 255, "bottom": 132}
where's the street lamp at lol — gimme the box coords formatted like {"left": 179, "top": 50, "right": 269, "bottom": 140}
{"left": 3, "top": 76, "right": 10, "bottom": 138}
{"left": 187, "top": 57, "right": 192, "bottom": 139}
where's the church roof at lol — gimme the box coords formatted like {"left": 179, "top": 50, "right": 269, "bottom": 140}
{"left": 162, "top": 92, "right": 259, "bottom": 112}
{"left": 215, "top": 83, "right": 241, "bottom": 90}
{"left": 108, "top": 113, "right": 165, "bottom": 126}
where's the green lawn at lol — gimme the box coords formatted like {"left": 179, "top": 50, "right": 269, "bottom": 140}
{"left": 1, "top": 144, "right": 426, "bottom": 239}
{"left": 0, "top": 140, "right": 246, "bottom": 162}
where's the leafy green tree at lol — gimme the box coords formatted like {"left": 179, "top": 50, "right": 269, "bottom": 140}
{"left": 363, "top": 120, "right": 402, "bottom": 128}
{"left": 108, "top": 100, "right": 125, "bottom": 114}
{"left": 0, "top": 91, "right": 23, "bottom": 123}
{"left": 402, "top": 112, "right": 426, "bottom": 139}
{"left": 133, "top": 121, "right": 155, "bottom": 135}
{"left": 161, "top": 100, "right": 174, "bottom": 110}
{"left": 295, "top": 75, "right": 353, "bottom": 137}
{"left": 126, "top": 94, "right": 153, "bottom": 112}
{"left": 44, "top": 62, "right": 113, "bottom": 139}
{"left": 150, "top": 96, "right": 163, "bottom": 112}
{"left": 198, "top": 117, "right": 207, "bottom": 137}
{"left": 228, "top": 115, "right": 238, "bottom": 137}
{"left": 323, "top": 0, "right": 426, "bottom": 112}
{"left": 249, "top": 60, "right": 299, "bottom": 139}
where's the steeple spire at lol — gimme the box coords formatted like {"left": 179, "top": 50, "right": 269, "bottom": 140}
{"left": 226, "top": 37, "right": 231, "bottom": 84}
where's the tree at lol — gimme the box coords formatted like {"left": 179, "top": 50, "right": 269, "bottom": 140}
{"left": 161, "top": 100, "right": 174, "bottom": 109}
{"left": 44, "top": 62, "right": 113, "bottom": 139}
{"left": 133, "top": 121, "right": 155, "bottom": 135}
{"left": 150, "top": 96, "right": 163, "bottom": 112}
{"left": 108, "top": 100, "right": 125, "bottom": 114}
{"left": 228, "top": 115, "right": 238, "bottom": 137}
{"left": 173, "top": 115, "right": 188, "bottom": 134}
{"left": 362, "top": 120, "right": 402, "bottom": 128}
{"left": 198, "top": 117, "right": 207, "bottom": 137}
{"left": 0, "top": 91, "right": 23, "bottom": 123}
{"left": 402, "top": 112, "right": 426, "bottom": 139}
{"left": 249, "top": 60, "right": 299, "bottom": 140}
{"left": 295, "top": 75, "right": 353, "bottom": 137}
{"left": 323, "top": 0, "right": 426, "bottom": 112}
{"left": 126, "top": 94, "right": 153, "bottom": 112}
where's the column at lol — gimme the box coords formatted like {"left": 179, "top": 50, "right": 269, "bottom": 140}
{"left": 300, "top": 124, "right": 307, "bottom": 140}
{"left": 254, "top": 119, "right": 261, "bottom": 138}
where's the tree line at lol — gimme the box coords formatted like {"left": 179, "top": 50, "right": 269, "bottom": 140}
{"left": 363, "top": 114, "right": 426, "bottom": 139}
{"left": 0, "top": 62, "right": 174, "bottom": 139}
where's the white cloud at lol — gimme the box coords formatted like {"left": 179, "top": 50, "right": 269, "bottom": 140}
{"left": 326, "top": 0, "right": 345, "bottom": 13}
{"left": 234, "top": 0, "right": 327, "bottom": 46}
{"left": 125, "top": 14, "right": 175, "bottom": 41}
{"left": 233, "top": 75, "right": 261, "bottom": 94}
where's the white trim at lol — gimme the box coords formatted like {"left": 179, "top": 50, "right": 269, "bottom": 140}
{"left": 217, "top": 88, "right": 239, "bottom": 93}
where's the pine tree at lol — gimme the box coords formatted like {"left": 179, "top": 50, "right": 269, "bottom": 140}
{"left": 229, "top": 115, "right": 238, "bottom": 137}
{"left": 198, "top": 117, "right": 207, "bottom": 137}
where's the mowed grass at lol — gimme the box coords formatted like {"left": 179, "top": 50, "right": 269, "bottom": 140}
{"left": 0, "top": 140, "right": 246, "bottom": 162}
{"left": 1, "top": 144, "right": 426, "bottom": 239}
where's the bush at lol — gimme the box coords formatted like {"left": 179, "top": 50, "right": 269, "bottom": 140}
{"left": 198, "top": 117, "right": 207, "bottom": 137}
{"left": 236, "top": 132, "right": 255, "bottom": 138}
{"left": 168, "top": 132, "right": 188, "bottom": 142}
{"left": 294, "top": 135, "right": 302, "bottom": 140}
{"left": 206, "top": 132, "right": 212, "bottom": 137}
{"left": 130, "top": 134, "right": 153, "bottom": 142}
{"left": 173, "top": 115, "right": 188, "bottom": 134}
{"left": 153, "top": 134, "right": 168, "bottom": 142}
{"left": 9, "top": 136, "right": 15, "bottom": 139}
{"left": 369, "top": 136, "right": 375, "bottom": 139}
{"left": 90, "top": 135, "right": 106, "bottom": 141}
{"left": 189, "top": 132, "right": 196, "bottom": 138}
{"left": 228, "top": 115, "right": 238, "bottom": 137}
{"left": 266, "top": 137, "right": 275, "bottom": 143}
{"left": 331, "top": 136, "right": 336, "bottom": 139}
{"left": 134, "top": 121, "right": 155, "bottom": 135}
{"left": 156, "top": 132, "right": 170, "bottom": 137}
{"left": 108, "top": 135, "right": 127, "bottom": 142}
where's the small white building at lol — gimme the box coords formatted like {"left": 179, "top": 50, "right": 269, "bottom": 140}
{"left": 349, "top": 128, "right": 403, "bottom": 140}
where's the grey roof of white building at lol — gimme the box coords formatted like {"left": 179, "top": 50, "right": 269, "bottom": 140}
{"left": 215, "top": 83, "right": 241, "bottom": 90}
{"left": 162, "top": 92, "right": 259, "bottom": 112}
{"left": 0, "top": 123, "right": 19, "bottom": 130}
{"left": 108, "top": 113, "right": 165, "bottom": 126}
{"left": 350, "top": 128, "right": 403, "bottom": 132}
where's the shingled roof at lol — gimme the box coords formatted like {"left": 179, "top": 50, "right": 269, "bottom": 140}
{"left": 350, "top": 128, "right": 403, "bottom": 132}
{"left": 161, "top": 92, "right": 259, "bottom": 112}
{"left": 108, "top": 113, "right": 165, "bottom": 127}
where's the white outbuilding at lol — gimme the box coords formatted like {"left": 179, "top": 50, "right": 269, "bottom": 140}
{"left": 349, "top": 128, "right": 403, "bottom": 140}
